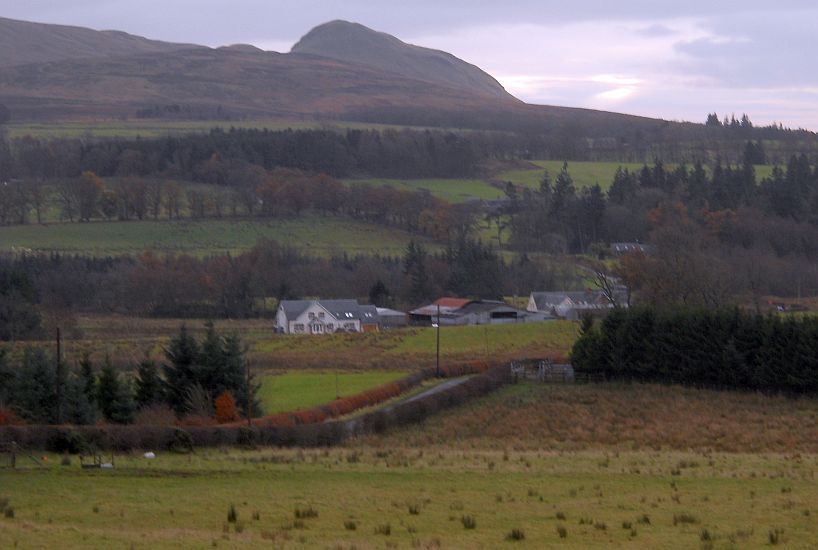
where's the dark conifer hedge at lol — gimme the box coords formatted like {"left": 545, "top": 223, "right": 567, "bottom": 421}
{"left": 572, "top": 308, "right": 818, "bottom": 393}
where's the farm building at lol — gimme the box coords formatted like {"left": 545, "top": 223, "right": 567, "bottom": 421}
{"left": 409, "top": 297, "right": 549, "bottom": 326}
{"left": 276, "top": 299, "right": 374, "bottom": 334}
{"left": 376, "top": 307, "right": 408, "bottom": 329}
{"left": 526, "top": 290, "right": 627, "bottom": 320}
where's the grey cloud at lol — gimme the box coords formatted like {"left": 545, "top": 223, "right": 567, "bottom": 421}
{"left": 1, "top": 0, "right": 817, "bottom": 46}
{"left": 634, "top": 24, "right": 676, "bottom": 37}
{"left": 673, "top": 11, "right": 818, "bottom": 88}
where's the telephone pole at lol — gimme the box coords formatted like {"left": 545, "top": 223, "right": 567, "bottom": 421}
{"left": 55, "top": 328, "right": 63, "bottom": 424}
{"left": 436, "top": 304, "right": 441, "bottom": 377}
{"left": 245, "top": 359, "right": 252, "bottom": 426}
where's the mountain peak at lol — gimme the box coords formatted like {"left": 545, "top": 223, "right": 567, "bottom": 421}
{"left": 291, "top": 20, "right": 514, "bottom": 100}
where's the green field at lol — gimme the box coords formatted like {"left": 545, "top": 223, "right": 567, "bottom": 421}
{"left": 253, "top": 321, "right": 578, "bottom": 369}
{"left": 499, "top": 160, "right": 777, "bottom": 192}
{"left": 2, "top": 446, "right": 817, "bottom": 548}
{"left": 346, "top": 178, "right": 505, "bottom": 203}
{"left": 0, "top": 216, "right": 433, "bottom": 257}
{"left": 257, "top": 371, "right": 407, "bottom": 414}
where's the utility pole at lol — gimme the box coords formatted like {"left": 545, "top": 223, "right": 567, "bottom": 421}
{"left": 55, "top": 327, "right": 63, "bottom": 424}
{"left": 245, "top": 359, "right": 252, "bottom": 427}
{"left": 436, "top": 304, "right": 441, "bottom": 377}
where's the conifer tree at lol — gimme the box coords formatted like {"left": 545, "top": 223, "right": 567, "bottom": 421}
{"left": 97, "top": 358, "right": 135, "bottom": 424}
{"left": 134, "top": 358, "right": 165, "bottom": 408}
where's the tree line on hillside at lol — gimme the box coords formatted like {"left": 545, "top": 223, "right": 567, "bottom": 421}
{"left": 0, "top": 127, "right": 484, "bottom": 182}
{"left": 0, "top": 324, "right": 257, "bottom": 425}
{"left": 572, "top": 308, "right": 818, "bottom": 394}
{"left": 0, "top": 167, "right": 472, "bottom": 241}
{"left": 0, "top": 238, "right": 576, "bottom": 338}
{"left": 505, "top": 147, "right": 818, "bottom": 255}
{"left": 498, "top": 151, "right": 818, "bottom": 306}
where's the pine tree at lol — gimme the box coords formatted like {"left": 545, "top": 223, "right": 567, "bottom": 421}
{"left": 135, "top": 358, "right": 165, "bottom": 408}
{"left": 163, "top": 325, "right": 202, "bottom": 413}
{"left": 13, "top": 347, "right": 56, "bottom": 423}
{"left": 97, "top": 358, "right": 134, "bottom": 424}
{"left": 64, "top": 371, "right": 97, "bottom": 425}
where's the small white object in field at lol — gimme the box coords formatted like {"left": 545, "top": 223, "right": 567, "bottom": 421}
{"left": 101, "top": 463, "right": 114, "bottom": 469}
{"left": 143, "top": 452, "right": 156, "bottom": 459}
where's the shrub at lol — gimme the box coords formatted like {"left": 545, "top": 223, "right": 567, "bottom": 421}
{"left": 294, "top": 506, "right": 318, "bottom": 519}
{"left": 375, "top": 523, "right": 391, "bottom": 535}
{"left": 506, "top": 528, "right": 525, "bottom": 541}
{"left": 47, "top": 429, "right": 87, "bottom": 455}
{"left": 673, "top": 513, "right": 698, "bottom": 526}
{"left": 237, "top": 426, "right": 257, "bottom": 448}
{"left": 4, "top": 507, "right": 13, "bottom": 519}
{"left": 171, "top": 428, "right": 194, "bottom": 453}
{"left": 227, "top": 504, "right": 237, "bottom": 523}
{"left": 408, "top": 503, "right": 420, "bottom": 515}
{"left": 461, "top": 515, "right": 476, "bottom": 529}
{"left": 344, "top": 520, "right": 357, "bottom": 531}
{"left": 0, "top": 408, "right": 24, "bottom": 426}
{"left": 556, "top": 525, "right": 567, "bottom": 538}
{"left": 133, "top": 404, "right": 177, "bottom": 426}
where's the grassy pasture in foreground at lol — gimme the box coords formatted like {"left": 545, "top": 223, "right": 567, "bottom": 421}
{"left": 257, "top": 371, "right": 407, "bottom": 414}
{"left": 0, "top": 216, "right": 432, "bottom": 257}
{"left": 2, "top": 445, "right": 817, "bottom": 548}
{"left": 370, "top": 382, "right": 818, "bottom": 453}
{"left": 499, "top": 160, "right": 777, "bottom": 193}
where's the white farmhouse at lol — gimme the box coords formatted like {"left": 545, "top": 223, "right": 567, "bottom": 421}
{"left": 275, "top": 299, "right": 379, "bottom": 334}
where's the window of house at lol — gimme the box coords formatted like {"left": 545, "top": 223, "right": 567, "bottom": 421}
{"left": 344, "top": 322, "right": 355, "bottom": 330}
{"left": 327, "top": 323, "right": 334, "bottom": 331}
{"left": 294, "top": 324, "right": 305, "bottom": 333}
{"left": 308, "top": 312, "right": 315, "bottom": 320}
{"left": 311, "top": 324, "right": 324, "bottom": 334}
{"left": 318, "top": 312, "right": 325, "bottom": 319}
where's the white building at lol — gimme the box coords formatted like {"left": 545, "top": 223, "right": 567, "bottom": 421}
{"left": 275, "top": 299, "right": 379, "bottom": 334}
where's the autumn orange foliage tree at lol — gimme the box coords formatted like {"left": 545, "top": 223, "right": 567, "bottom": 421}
{"left": 214, "top": 391, "right": 239, "bottom": 423}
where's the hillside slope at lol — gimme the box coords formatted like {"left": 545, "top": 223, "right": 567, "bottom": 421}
{"left": 291, "top": 20, "right": 514, "bottom": 100}
{"left": 0, "top": 17, "right": 200, "bottom": 67}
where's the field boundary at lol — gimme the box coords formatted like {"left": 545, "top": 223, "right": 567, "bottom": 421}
{"left": 0, "top": 362, "right": 511, "bottom": 451}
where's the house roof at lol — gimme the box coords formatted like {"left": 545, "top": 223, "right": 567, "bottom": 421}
{"left": 410, "top": 298, "right": 524, "bottom": 318}
{"left": 530, "top": 291, "right": 610, "bottom": 311}
{"left": 278, "top": 300, "right": 313, "bottom": 319}
{"left": 319, "top": 299, "right": 363, "bottom": 321}
{"left": 433, "top": 297, "right": 473, "bottom": 309}
{"left": 611, "top": 242, "right": 649, "bottom": 254}
{"left": 529, "top": 290, "right": 629, "bottom": 312}
{"left": 376, "top": 307, "right": 406, "bottom": 318}
{"left": 359, "top": 304, "right": 379, "bottom": 323}
{"left": 457, "top": 300, "right": 522, "bottom": 315}
{"left": 279, "top": 299, "right": 367, "bottom": 322}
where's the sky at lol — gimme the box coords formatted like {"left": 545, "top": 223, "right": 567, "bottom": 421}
{"left": 2, "top": 1, "right": 817, "bottom": 129}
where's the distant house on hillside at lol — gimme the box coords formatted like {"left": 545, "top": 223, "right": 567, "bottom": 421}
{"left": 610, "top": 242, "right": 649, "bottom": 256}
{"left": 276, "top": 299, "right": 371, "bottom": 334}
{"left": 409, "top": 297, "right": 549, "bottom": 326}
{"left": 527, "top": 290, "right": 627, "bottom": 320}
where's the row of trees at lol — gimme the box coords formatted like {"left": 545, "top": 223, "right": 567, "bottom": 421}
{"left": 0, "top": 324, "right": 257, "bottom": 424}
{"left": 504, "top": 147, "right": 818, "bottom": 257}
{"left": 0, "top": 127, "right": 483, "bottom": 182}
{"left": 572, "top": 308, "right": 818, "bottom": 393}
{"left": 0, "top": 239, "right": 576, "bottom": 333}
